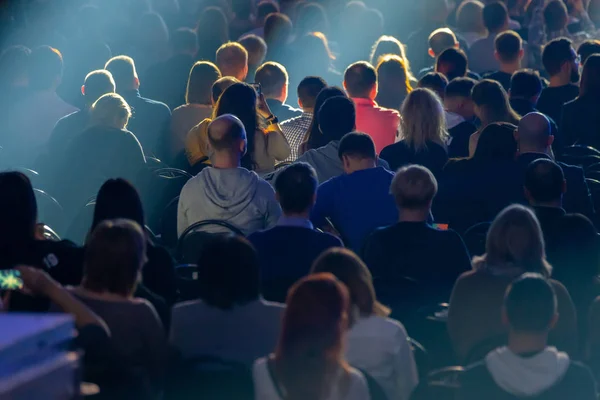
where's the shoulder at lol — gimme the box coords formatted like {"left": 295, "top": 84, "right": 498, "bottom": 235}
{"left": 256, "top": 176, "right": 277, "bottom": 195}
{"left": 141, "top": 96, "right": 171, "bottom": 113}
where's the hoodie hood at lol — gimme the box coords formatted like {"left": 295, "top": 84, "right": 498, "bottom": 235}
{"left": 485, "top": 346, "right": 570, "bottom": 397}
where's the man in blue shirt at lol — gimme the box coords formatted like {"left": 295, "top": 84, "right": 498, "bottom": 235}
{"left": 311, "top": 132, "right": 398, "bottom": 253}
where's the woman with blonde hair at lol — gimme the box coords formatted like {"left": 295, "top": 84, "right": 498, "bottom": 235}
{"left": 380, "top": 88, "right": 449, "bottom": 177}
{"left": 89, "top": 92, "right": 133, "bottom": 130}
{"left": 447, "top": 205, "right": 577, "bottom": 363}
{"left": 375, "top": 55, "right": 413, "bottom": 111}
{"left": 369, "top": 35, "right": 416, "bottom": 86}
{"left": 455, "top": 0, "right": 487, "bottom": 47}
{"left": 311, "top": 248, "right": 419, "bottom": 400}
{"left": 253, "top": 273, "right": 370, "bottom": 400}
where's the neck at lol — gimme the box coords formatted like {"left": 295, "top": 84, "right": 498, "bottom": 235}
{"left": 211, "top": 153, "right": 241, "bottom": 169}
{"left": 508, "top": 331, "right": 549, "bottom": 355}
{"left": 346, "top": 159, "right": 376, "bottom": 174}
{"left": 519, "top": 146, "right": 550, "bottom": 157}
{"left": 303, "top": 107, "right": 314, "bottom": 114}
{"left": 398, "top": 208, "right": 429, "bottom": 222}
{"left": 283, "top": 211, "right": 310, "bottom": 220}
{"left": 530, "top": 199, "right": 562, "bottom": 208}
{"left": 500, "top": 61, "right": 521, "bottom": 74}
{"left": 549, "top": 75, "right": 570, "bottom": 87}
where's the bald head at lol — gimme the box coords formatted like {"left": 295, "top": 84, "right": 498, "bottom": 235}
{"left": 516, "top": 112, "right": 553, "bottom": 152}
{"left": 207, "top": 114, "right": 247, "bottom": 154}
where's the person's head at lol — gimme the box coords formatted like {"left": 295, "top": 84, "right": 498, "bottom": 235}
{"left": 553, "top": 214, "right": 600, "bottom": 280}
{"left": 82, "top": 70, "right": 116, "bottom": 106}
{"left": 295, "top": 2, "right": 329, "bottom": 36}
{"left": 0, "top": 172, "right": 37, "bottom": 247}
{"left": 92, "top": 178, "right": 145, "bottom": 234}
{"left": 495, "top": 30, "right": 524, "bottom": 67}
{"left": 305, "top": 86, "right": 349, "bottom": 150}
{"left": 502, "top": 273, "right": 558, "bottom": 336}
{"left": 215, "top": 42, "right": 249, "bottom": 81}
{"left": 435, "top": 47, "right": 468, "bottom": 81}
{"left": 578, "top": 40, "right": 600, "bottom": 65}
{"left": 318, "top": 96, "right": 356, "bottom": 143}
{"left": 515, "top": 112, "right": 554, "bottom": 154}
{"left": 338, "top": 132, "right": 377, "bottom": 173}
{"left": 195, "top": 6, "right": 229, "bottom": 61}
{"left": 580, "top": 54, "right": 600, "bottom": 98}
{"left": 390, "top": 165, "right": 438, "bottom": 218}
{"left": 428, "top": 27, "right": 459, "bottom": 58}
{"left": 274, "top": 273, "right": 350, "bottom": 400}
{"left": 456, "top": 0, "right": 486, "bottom": 35}
{"left": 524, "top": 159, "right": 565, "bottom": 207}
{"left": 291, "top": 32, "right": 336, "bottom": 79}
{"left": 542, "top": 38, "right": 580, "bottom": 83}
{"left": 170, "top": 27, "right": 198, "bottom": 56}
{"left": 138, "top": 11, "right": 169, "bottom": 50}
{"left": 473, "top": 204, "right": 551, "bottom": 276}
{"left": 483, "top": 1, "right": 509, "bottom": 33}
{"left": 0, "top": 45, "right": 30, "bottom": 88}
{"left": 28, "top": 46, "right": 63, "bottom": 91}
{"left": 239, "top": 34, "right": 267, "bottom": 72}
{"left": 90, "top": 93, "right": 132, "bottom": 130}
{"left": 420, "top": 0, "right": 451, "bottom": 23}
{"left": 400, "top": 88, "right": 447, "bottom": 150}
{"left": 474, "top": 122, "right": 518, "bottom": 161}
{"left": 343, "top": 61, "right": 377, "bottom": 100}
{"left": 211, "top": 76, "right": 240, "bottom": 104}
{"left": 83, "top": 219, "right": 147, "bottom": 297}
{"left": 104, "top": 55, "right": 139, "bottom": 92}
{"left": 510, "top": 69, "right": 543, "bottom": 103}
{"left": 444, "top": 77, "right": 476, "bottom": 119}
{"left": 375, "top": 55, "right": 413, "bottom": 110}
{"left": 196, "top": 234, "right": 260, "bottom": 309}
{"left": 207, "top": 113, "right": 248, "bottom": 165}
{"left": 472, "top": 79, "right": 520, "bottom": 126}
{"left": 543, "top": 0, "right": 569, "bottom": 32}
{"left": 297, "top": 76, "right": 327, "bottom": 111}
{"left": 417, "top": 72, "right": 449, "bottom": 100}
{"left": 255, "top": 61, "right": 288, "bottom": 102}
{"left": 369, "top": 35, "right": 410, "bottom": 72}
{"left": 275, "top": 162, "right": 318, "bottom": 216}
{"left": 232, "top": 0, "right": 254, "bottom": 19}
{"left": 311, "top": 248, "right": 390, "bottom": 319}
{"left": 186, "top": 61, "right": 222, "bottom": 105}
{"left": 264, "top": 12, "right": 293, "bottom": 48}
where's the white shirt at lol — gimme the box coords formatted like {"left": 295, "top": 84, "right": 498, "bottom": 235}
{"left": 345, "top": 315, "right": 419, "bottom": 400}
{"left": 253, "top": 357, "right": 371, "bottom": 400}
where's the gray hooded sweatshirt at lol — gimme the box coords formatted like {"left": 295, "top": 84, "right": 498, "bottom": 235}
{"left": 177, "top": 167, "right": 282, "bottom": 237}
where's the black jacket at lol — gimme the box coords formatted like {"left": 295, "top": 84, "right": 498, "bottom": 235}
{"left": 561, "top": 95, "right": 600, "bottom": 149}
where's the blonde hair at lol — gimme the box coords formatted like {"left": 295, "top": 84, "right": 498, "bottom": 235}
{"left": 90, "top": 93, "right": 132, "bottom": 129}
{"left": 215, "top": 42, "right": 248, "bottom": 78}
{"left": 473, "top": 205, "right": 552, "bottom": 277}
{"left": 400, "top": 88, "right": 448, "bottom": 150}
{"left": 369, "top": 35, "right": 415, "bottom": 82}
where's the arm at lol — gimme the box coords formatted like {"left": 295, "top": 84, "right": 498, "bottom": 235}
{"left": 260, "top": 182, "right": 282, "bottom": 229}
{"left": 177, "top": 190, "right": 189, "bottom": 237}
{"left": 310, "top": 184, "right": 333, "bottom": 229}
{"left": 393, "top": 326, "right": 419, "bottom": 400}
{"left": 258, "top": 95, "right": 291, "bottom": 161}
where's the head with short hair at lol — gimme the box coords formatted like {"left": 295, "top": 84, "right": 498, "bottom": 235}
{"left": 305, "top": 87, "right": 349, "bottom": 150}
{"left": 338, "top": 132, "right": 377, "bottom": 172}
{"left": 257, "top": 0, "right": 280, "bottom": 21}
{"left": 400, "top": 88, "right": 448, "bottom": 150}
{"left": 295, "top": 2, "right": 330, "bottom": 36}
{"left": 472, "top": 79, "right": 520, "bottom": 126}
{"left": 510, "top": 69, "right": 543, "bottom": 100}
{"left": 311, "top": 248, "right": 390, "bottom": 319}
{"left": 232, "top": 0, "right": 254, "bottom": 19}
{"left": 0, "top": 45, "right": 30, "bottom": 88}
{"left": 420, "top": 0, "right": 451, "bottom": 22}
{"left": 196, "top": 234, "right": 260, "bottom": 309}
{"left": 297, "top": 76, "right": 327, "bottom": 111}
{"left": 417, "top": 72, "right": 449, "bottom": 100}
{"left": 239, "top": 35, "right": 267, "bottom": 71}
{"left": 318, "top": 96, "right": 356, "bottom": 143}
{"left": 170, "top": 27, "right": 198, "bottom": 55}
{"left": 83, "top": 219, "right": 147, "bottom": 297}
{"left": 104, "top": 55, "right": 138, "bottom": 92}
{"left": 211, "top": 76, "right": 240, "bottom": 104}
{"left": 457, "top": 0, "right": 486, "bottom": 34}
{"left": 580, "top": 54, "right": 600, "bottom": 98}
{"left": 435, "top": 47, "right": 468, "bottom": 81}
{"left": 578, "top": 40, "right": 600, "bottom": 65}
{"left": 524, "top": 159, "right": 565, "bottom": 205}
{"left": 92, "top": 179, "right": 145, "bottom": 233}
{"left": 28, "top": 46, "right": 63, "bottom": 91}
{"left": 83, "top": 70, "right": 116, "bottom": 105}
{"left": 207, "top": 113, "right": 248, "bottom": 159}
{"left": 542, "top": 37, "right": 579, "bottom": 81}
{"left": 376, "top": 55, "right": 413, "bottom": 110}
{"left": 428, "top": 28, "right": 459, "bottom": 57}
{"left": 390, "top": 165, "right": 438, "bottom": 213}
{"left": 473, "top": 204, "right": 551, "bottom": 276}
{"left": 275, "top": 163, "right": 318, "bottom": 215}
{"left": 544, "top": 0, "right": 568, "bottom": 32}
{"left": 503, "top": 273, "right": 558, "bottom": 333}
{"left": 216, "top": 42, "right": 249, "bottom": 81}
{"left": 474, "top": 122, "right": 518, "bottom": 161}
{"left": 186, "top": 61, "right": 222, "bottom": 105}
{"left": 264, "top": 12, "right": 293, "bottom": 48}
{"left": 483, "top": 1, "right": 509, "bottom": 33}
{"left": 90, "top": 93, "right": 132, "bottom": 130}
{"left": 343, "top": 61, "right": 377, "bottom": 99}
{"left": 254, "top": 61, "right": 289, "bottom": 101}
{"left": 495, "top": 30, "right": 524, "bottom": 64}
{"left": 444, "top": 77, "right": 476, "bottom": 118}
{"left": 446, "top": 77, "right": 476, "bottom": 99}
{"left": 0, "top": 172, "right": 37, "bottom": 247}
{"left": 515, "top": 112, "right": 553, "bottom": 153}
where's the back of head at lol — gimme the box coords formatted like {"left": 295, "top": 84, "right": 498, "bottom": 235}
{"left": 84, "top": 219, "right": 147, "bottom": 297}
{"left": 580, "top": 54, "right": 600, "bottom": 97}
{"left": 390, "top": 165, "right": 438, "bottom": 210}
{"left": 318, "top": 96, "right": 356, "bottom": 142}
{"left": 90, "top": 93, "right": 132, "bottom": 129}
{"left": 275, "top": 163, "right": 318, "bottom": 214}
{"left": 495, "top": 30, "right": 523, "bottom": 64}
{"left": 255, "top": 61, "right": 288, "bottom": 99}
{"left": 264, "top": 13, "right": 293, "bottom": 46}
{"left": 211, "top": 76, "right": 240, "bottom": 103}
{"left": 542, "top": 37, "right": 574, "bottom": 77}
{"left": 239, "top": 35, "right": 267, "bottom": 69}
{"left": 343, "top": 61, "right": 377, "bottom": 98}
{"left": 517, "top": 112, "right": 552, "bottom": 150}
{"left": 474, "top": 122, "right": 517, "bottom": 161}
{"left": 92, "top": 179, "right": 144, "bottom": 232}
{"left": 510, "top": 69, "right": 543, "bottom": 99}
{"left": 196, "top": 234, "right": 260, "bottom": 309}
{"left": 338, "top": 131, "right": 376, "bottom": 161}
{"left": 207, "top": 113, "right": 248, "bottom": 154}
{"left": 28, "top": 46, "right": 63, "bottom": 91}
{"left": 435, "top": 47, "right": 468, "bottom": 81}
{"left": 215, "top": 42, "right": 248, "bottom": 79}
{"left": 376, "top": 55, "right": 412, "bottom": 96}
{"left": 417, "top": 72, "right": 449, "bottom": 100}
{"left": 138, "top": 11, "right": 169, "bottom": 46}
{"left": 186, "top": 61, "right": 222, "bottom": 105}
{"left": 400, "top": 88, "right": 447, "bottom": 150}
{"left": 104, "top": 56, "right": 137, "bottom": 92}
{"left": 171, "top": 27, "right": 198, "bottom": 55}
{"left": 0, "top": 172, "right": 37, "bottom": 246}
{"left": 578, "top": 40, "right": 600, "bottom": 65}
{"left": 311, "top": 247, "right": 389, "bottom": 317}
{"left": 195, "top": 6, "right": 229, "bottom": 59}
{"left": 0, "top": 45, "right": 31, "bottom": 88}
{"left": 257, "top": 0, "right": 279, "bottom": 21}
{"left": 83, "top": 70, "right": 116, "bottom": 105}
{"left": 504, "top": 273, "right": 557, "bottom": 333}
{"left": 428, "top": 28, "right": 458, "bottom": 57}
{"left": 420, "top": 0, "right": 450, "bottom": 22}
{"left": 297, "top": 76, "right": 327, "bottom": 110}
{"left": 232, "top": 0, "right": 253, "bottom": 19}
{"left": 483, "top": 1, "right": 509, "bottom": 33}
{"left": 305, "top": 86, "right": 348, "bottom": 150}
{"left": 445, "top": 77, "right": 476, "bottom": 99}
{"left": 472, "top": 79, "right": 517, "bottom": 124}
{"left": 295, "top": 2, "right": 329, "bottom": 37}
{"left": 457, "top": 0, "right": 485, "bottom": 34}
{"left": 370, "top": 35, "right": 404, "bottom": 66}
{"left": 544, "top": 0, "right": 568, "bottom": 32}
{"left": 525, "top": 159, "right": 565, "bottom": 204}
{"left": 553, "top": 214, "right": 599, "bottom": 279}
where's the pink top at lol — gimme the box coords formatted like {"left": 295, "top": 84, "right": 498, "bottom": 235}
{"left": 352, "top": 98, "right": 401, "bottom": 154}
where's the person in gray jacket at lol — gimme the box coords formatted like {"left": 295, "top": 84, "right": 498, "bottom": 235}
{"left": 177, "top": 114, "right": 282, "bottom": 237}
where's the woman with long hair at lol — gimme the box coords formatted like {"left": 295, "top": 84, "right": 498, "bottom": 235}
{"left": 380, "top": 88, "right": 449, "bottom": 176}
{"left": 375, "top": 55, "right": 413, "bottom": 111}
{"left": 311, "top": 248, "right": 419, "bottom": 400}
{"left": 369, "top": 35, "right": 416, "bottom": 86}
{"left": 301, "top": 86, "right": 348, "bottom": 153}
{"left": 447, "top": 205, "right": 577, "bottom": 362}
{"left": 185, "top": 82, "right": 290, "bottom": 172}
{"left": 469, "top": 79, "right": 520, "bottom": 156}
{"left": 195, "top": 6, "right": 229, "bottom": 62}
{"left": 253, "top": 273, "right": 370, "bottom": 400}
{"left": 455, "top": 0, "right": 487, "bottom": 47}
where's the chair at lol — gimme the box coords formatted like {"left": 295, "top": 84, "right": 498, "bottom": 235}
{"left": 177, "top": 220, "right": 245, "bottom": 263}
{"left": 560, "top": 154, "right": 600, "bottom": 169}
{"left": 42, "top": 224, "right": 61, "bottom": 241}
{"left": 562, "top": 145, "right": 600, "bottom": 158}
{"left": 409, "top": 337, "right": 430, "bottom": 379}
{"left": 462, "top": 221, "right": 491, "bottom": 257}
{"left": 144, "top": 156, "right": 168, "bottom": 170}
{"left": 586, "top": 171, "right": 600, "bottom": 181}
{"left": 586, "top": 178, "right": 600, "bottom": 212}
{"left": 274, "top": 161, "right": 292, "bottom": 170}
{"left": 160, "top": 196, "right": 179, "bottom": 250}
{"left": 175, "top": 263, "right": 199, "bottom": 301}
{"left": 65, "top": 201, "right": 95, "bottom": 245}
{"left": 154, "top": 168, "right": 193, "bottom": 180}
{"left": 409, "top": 366, "right": 464, "bottom": 400}
{"left": 34, "top": 188, "right": 66, "bottom": 236}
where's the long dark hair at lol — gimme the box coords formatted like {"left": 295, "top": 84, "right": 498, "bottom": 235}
{"left": 0, "top": 172, "right": 37, "bottom": 252}
{"left": 195, "top": 7, "right": 229, "bottom": 62}
{"left": 580, "top": 54, "right": 600, "bottom": 98}
{"left": 303, "top": 86, "right": 347, "bottom": 152}
{"left": 91, "top": 179, "right": 145, "bottom": 234}
{"left": 213, "top": 82, "right": 259, "bottom": 169}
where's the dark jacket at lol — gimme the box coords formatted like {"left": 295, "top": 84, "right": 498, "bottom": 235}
{"left": 380, "top": 140, "right": 448, "bottom": 177}
{"left": 448, "top": 120, "right": 477, "bottom": 159}
{"left": 141, "top": 54, "right": 195, "bottom": 111}
{"left": 483, "top": 71, "right": 512, "bottom": 92}
{"left": 561, "top": 95, "right": 600, "bottom": 149}
{"left": 536, "top": 84, "right": 579, "bottom": 130}
{"left": 265, "top": 98, "right": 302, "bottom": 122}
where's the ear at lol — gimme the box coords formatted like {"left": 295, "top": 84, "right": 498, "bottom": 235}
{"left": 81, "top": 85, "right": 86, "bottom": 96}
{"left": 275, "top": 192, "right": 281, "bottom": 204}
{"left": 494, "top": 50, "right": 500, "bottom": 62}
{"left": 242, "top": 63, "right": 249, "bottom": 80}
{"left": 548, "top": 135, "right": 555, "bottom": 147}
{"left": 513, "top": 129, "right": 519, "bottom": 142}
{"left": 549, "top": 312, "right": 559, "bottom": 330}
{"left": 298, "top": 98, "right": 304, "bottom": 109}
{"left": 454, "top": 42, "right": 459, "bottom": 49}
{"left": 133, "top": 76, "right": 140, "bottom": 90}
{"left": 369, "top": 84, "right": 378, "bottom": 100}
{"left": 311, "top": 192, "right": 317, "bottom": 206}
{"left": 428, "top": 48, "right": 436, "bottom": 58}
{"left": 518, "top": 48, "right": 525, "bottom": 59}
{"left": 524, "top": 186, "right": 533, "bottom": 202}
{"left": 562, "top": 179, "right": 567, "bottom": 194}
{"left": 343, "top": 80, "right": 348, "bottom": 92}
{"left": 501, "top": 306, "right": 509, "bottom": 327}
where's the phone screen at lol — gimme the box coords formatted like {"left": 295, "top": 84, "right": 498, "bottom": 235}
{"left": 432, "top": 223, "right": 449, "bottom": 231}
{"left": 0, "top": 269, "right": 23, "bottom": 290}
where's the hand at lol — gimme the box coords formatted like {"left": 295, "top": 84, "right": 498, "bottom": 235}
{"left": 16, "top": 266, "right": 57, "bottom": 297}
{"left": 256, "top": 93, "right": 273, "bottom": 119}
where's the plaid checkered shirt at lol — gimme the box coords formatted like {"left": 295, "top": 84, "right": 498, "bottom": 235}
{"left": 280, "top": 112, "right": 313, "bottom": 163}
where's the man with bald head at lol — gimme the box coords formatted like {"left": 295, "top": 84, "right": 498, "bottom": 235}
{"left": 515, "top": 112, "right": 594, "bottom": 217}
{"left": 177, "top": 114, "right": 282, "bottom": 236}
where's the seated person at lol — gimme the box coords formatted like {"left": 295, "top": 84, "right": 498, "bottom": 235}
{"left": 363, "top": 165, "right": 471, "bottom": 309}
{"left": 444, "top": 77, "right": 477, "bottom": 158}
{"left": 435, "top": 47, "right": 470, "bottom": 81}
{"left": 508, "top": 69, "right": 543, "bottom": 117}
{"left": 458, "top": 273, "right": 597, "bottom": 399}
{"left": 311, "top": 132, "right": 398, "bottom": 252}
{"left": 249, "top": 163, "right": 342, "bottom": 303}
{"left": 417, "top": 71, "right": 448, "bottom": 100}
{"left": 254, "top": 61, "right": 302, "bottom": 121}
{"left": 418, "top": 27, "right": 480, "bottom": 80}
{"left": 170, "top": 235, "right": 283, "bottom": 365}
{"left": 177, "top": 114, "right": 281, "bottom": 236}
{"left": 483, "top": 30, "right": 525, "bottom": 92}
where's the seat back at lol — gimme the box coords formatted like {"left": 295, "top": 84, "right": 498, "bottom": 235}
{"left": 175, "top": 264, "right": 200, "bottom": 301}
{"left": 463, "top": 221, "right": 491, "bottom": 257}
{"left": 34, "top": 188, "right": 66, "bottom": 236}
{"left": 409, "top": 366, "right": 464, "bottom": 400}
{"left": 562, "top": 145, "right": 600, "bottom": 158}
{"left": 177, "top": 220, "right": 245, "bottom": 263}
